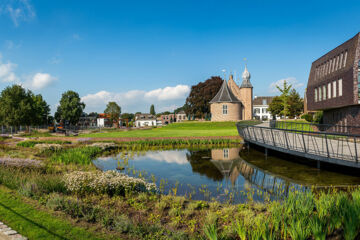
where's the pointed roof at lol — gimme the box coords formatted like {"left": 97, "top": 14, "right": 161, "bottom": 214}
{"left": 210, "top": 80, "right": 241, "bottom": 103}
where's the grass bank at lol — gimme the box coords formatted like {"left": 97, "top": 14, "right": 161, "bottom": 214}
{"left": 80, "top": 120, "right": 260, "bottom": 138}
{"left": 0, "top": 186, "right": 103, "bottom": 240}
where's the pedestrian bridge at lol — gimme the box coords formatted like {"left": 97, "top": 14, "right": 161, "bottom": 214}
{"left": 236, "top": 121, "right": 360, "bottom": 169}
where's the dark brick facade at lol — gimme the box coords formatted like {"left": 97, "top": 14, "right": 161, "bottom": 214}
{"left": 306, "top": 33, "right": 360, "bottom": 111}
{"left": 306, "top": 33, "right": 360, "bottom": 132}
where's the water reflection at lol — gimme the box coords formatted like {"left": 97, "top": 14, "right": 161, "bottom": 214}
{"left": 93, "top": 147, "right": 360, "bottom": 203}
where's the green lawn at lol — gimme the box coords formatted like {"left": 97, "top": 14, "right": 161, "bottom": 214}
{"left": 275, "top": 119, "right": 314, "bottom": 132}
{"left": 0, "top": 186, "right": 103, "bottom": 240}
{"left": 81, "top": 120, "right": 260, "bottom": 138}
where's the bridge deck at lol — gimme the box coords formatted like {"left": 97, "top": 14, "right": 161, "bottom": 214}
{"left": 237, "top": 124, "right": 360, "bottom": 168}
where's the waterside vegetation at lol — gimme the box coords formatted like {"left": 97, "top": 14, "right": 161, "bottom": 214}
{"left": 1, "top": 137, "right": 360, "bottom": 239}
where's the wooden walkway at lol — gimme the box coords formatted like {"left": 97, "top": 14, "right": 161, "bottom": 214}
{"left": 237, "top": 123, "right": 360, "bottom": 168}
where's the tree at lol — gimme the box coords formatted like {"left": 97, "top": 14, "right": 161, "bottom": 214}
{"left": 150, "top": 104, "right": 155, "bottom": 115}
{"left": 288, "top": 89, "right": 304, "bottom": 118}
{"left": 174, "top": 105, "right": 185, "bottom": 114}
{"left": 0, "top": 84, "right": 50, "bottom": 128}
{"left": 54, "top": 106, "right": 62, "bottom": 123}
{"left": 58, "top": 90, "right": 85, "bottom": 125}
{"left": 104, "top": 102, "right": 121, "bottom": 127}
{"left": 31, "top": 94, "right": 50, "bottom": 126}
{"left": 121, "top": 113, "right": 134, "bottom": 120}
{"left": 268, "top": 96, "right": 283, "bottom": 118}
{"left": 276, "top": 81, "right": 292, "bottom": 117}
{"left": 0, "top": 85, "right": 34, "bottom": 127}
{"left": 185, "top": 76, "right": 223, "bottom": 118}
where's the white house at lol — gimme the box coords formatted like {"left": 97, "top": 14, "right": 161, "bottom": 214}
{"left": 253, "top": 96, "right": 279, "bottom": 120}
{"left": 135, "top": 114, "right": 157, "bottom": 127}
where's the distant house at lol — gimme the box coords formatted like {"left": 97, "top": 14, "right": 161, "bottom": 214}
{"left": 135, "top": 114, "right": 157, "bottom": 127}
{"left": 160, "top": 114, "right": 175, "bottom": 125}
{"left": 79, "top": 114, "right": 97, "bottom": 127}
{"left": 253, "top": 96, "right": 277, "bottom": 120}
{"left": 175, "top": 111, "right": 187, "bottom": 122}
{"left": 97, "top": 113, "right": 122, "bottom": 128}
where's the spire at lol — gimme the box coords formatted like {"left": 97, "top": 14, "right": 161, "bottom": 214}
{"left": 240, "top": 64, "right": 253, "bottom": 88}
{"left": 210, "top": 79, "right": 241, "bottom": 103}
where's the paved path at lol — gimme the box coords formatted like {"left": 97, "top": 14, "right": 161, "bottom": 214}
{"left": 0, "top": 222, "right": 26, "bottom": 240}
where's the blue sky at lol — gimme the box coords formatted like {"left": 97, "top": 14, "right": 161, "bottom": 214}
{"left": 0, "top": 0, "right": 360, "bottom": 114}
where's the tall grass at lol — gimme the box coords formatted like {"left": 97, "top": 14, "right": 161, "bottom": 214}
{"left": 17, "top": 140, "right": 71, "bottom": 148}
{"left": 50, "top": 147, "right": 102, "bottom": 165}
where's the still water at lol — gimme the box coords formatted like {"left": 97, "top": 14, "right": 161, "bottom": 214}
{"left": 93, "top": 146, "right": 360, "bottom": 203}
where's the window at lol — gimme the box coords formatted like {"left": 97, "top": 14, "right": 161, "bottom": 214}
{"left": 222, "top": 104, "right": 228, "bottom": 115}
{"left": 319, "top": 87, "right": 322, "bottom": 101}
{"left": 262, "top": 99, "right": 267, "bottom": 105}
{"left": 333, "top": 81, "right": 337, "bottom": 98}
{"left": 338, "top": 79, "right": 343, "bottom": 96}
{"left": 328, "top": 83, "right": 331, "bottom": 99}
{"left": 329, "top": 59, "right": 332, "bottom": 74}
{"left": 335, "top": 55, "right": 339, "bottom": 71}
{"left": 323, "top": 85, "right": 326, "bottom": 100}
{"left": 343, "top": 51, "right": 348, "bottom": 68}
{"left": 223, "top": 149, "right": 229, "bottom": 159}
{"left": 339, "top": 53, "right": 343, "bottom": 69}
{"left": 315, "top": 88, "right": 318, "bottom": 102}
{"left": 254, "top": 108, "right": 260, "bottom": 114}
{"left": 262, "top": 108, "right": 266, "bottom": 113}
{"left": 332, "top": 57, "right": 336, "bottom": 72}
{"left": 325, "top": 61, "right": 329, "bottom": 75}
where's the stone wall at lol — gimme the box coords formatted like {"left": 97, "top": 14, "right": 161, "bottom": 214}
{"left": 210, "top": 102, "right": 241, "bottom": 121}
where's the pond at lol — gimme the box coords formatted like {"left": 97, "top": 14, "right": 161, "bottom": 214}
{"left": 93, "top": 146, "right": 360, "bottom": 203}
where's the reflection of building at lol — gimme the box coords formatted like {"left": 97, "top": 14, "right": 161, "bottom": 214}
{"left": 306, "top": 33, "right": 360, "bottom": 133}
{"left": 210, "top": 66, "right": 253, "bottom": 121}
{"left": 210, "top": 148, "right": 242, "bottom": 185}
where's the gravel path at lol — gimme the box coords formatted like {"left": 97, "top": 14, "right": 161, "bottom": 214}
{"left": 0, "top": 222, "right": 26, "bottom": 240}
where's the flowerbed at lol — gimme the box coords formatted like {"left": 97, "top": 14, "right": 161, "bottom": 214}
{"left": 63, "top": 170, "right": 157, "bottom": 196}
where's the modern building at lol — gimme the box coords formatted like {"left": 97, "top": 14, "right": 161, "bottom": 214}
{"left": 306, "top": 33, "right": 360, "bottom": 133}
{"left": 253, "top": 96, "right": 276, "bottom": 120}
{"left": 210, "top": 66, "right": 253, "bottom": 121}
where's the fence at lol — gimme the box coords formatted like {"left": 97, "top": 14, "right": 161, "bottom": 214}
{"left": 237, "top": 122, "right": 360, "bottom": 167}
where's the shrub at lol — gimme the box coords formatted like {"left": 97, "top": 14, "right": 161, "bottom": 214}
{"left": 18, "top": 181, "right": 40, "bottom": 198}
{"left": 63, "top": 170, "right": 157, "bottom": 196}
{"left": 114, "top": 215, "right": 133, "bottom": 233}
{"left": 301, "top": 114, "right": 313, "bottom": 122}
{"left": 313, "top": 111, "right": 323, "bottom": 124}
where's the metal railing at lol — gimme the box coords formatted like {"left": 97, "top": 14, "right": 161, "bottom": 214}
{"left": 270, "top": 120, "right": 360, "bottom": 135}
{"left": 237, "top": 123, "right": 360, "bottom": 166}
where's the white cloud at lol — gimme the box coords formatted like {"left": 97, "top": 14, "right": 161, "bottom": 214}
{"left": 268, "top": 77, "right": 304, "bottom": 94}
{"left": 136, "top": 151, "right": 189, "bottom": 165}
{"left": 0, "top": 53, "right": 56, "bottom": 90}
{"left": 0, "top": 59, "right": 19, "bottom": 83}
{"left": 1, "top": 0, "right": 36, "bottom": 27}
{"left": 27, "top": 73, "right": 57, "bottom": 90}
{"left": 81, "top": 85, "right": 190, "bottom": 113}
{"left": 145, "top": 85, "right": 190, "bottom": 101}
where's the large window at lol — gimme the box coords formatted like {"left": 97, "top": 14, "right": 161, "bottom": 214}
{"left": 319, "top": 87, "right": 322, "bottom": 101}
{"left": 343, "top": 51, "right": 348, "bottom": 68}
{"left": 222, "top": 104, "right": 228, "bottom": 115}
{"left": 328, "top": 83, "right": 331, "bottom": 99}
{"left": 333, "top": 81, "right": 337, "bottom": 98}
{"left": 338, "top": 79, "right": 343, "bottom": 96}
{"left": 315, "top": 88, "right": 318, "bottom": 102}
{"left": 323, "top": 85, "right": 326, "bottom": 100}
{"left": 339, "top": 53, "right": 343, "bottom": 68}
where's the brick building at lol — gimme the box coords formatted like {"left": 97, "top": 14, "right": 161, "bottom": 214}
{"left": 210, "top": 66, "right": 253, "bottom": 121}
{"left": 306, "top": 33, "right": 360, "bottom": 133}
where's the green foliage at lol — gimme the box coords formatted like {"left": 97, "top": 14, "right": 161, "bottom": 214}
{"left": 185, "top": 76, "right": 223, "bottom": 118}
{"left": 104, "top": 101, "right": 121, "bottom": 127}
{"left": 269, "top": 81, "right": 304, "bottom": 118}
{"left": 268, "top": 96, "right": 283, "bottom": 117}
{"left": 301, "top": 113, "right": 313, "bottom": 122}
{"left": 57, "top": 90, "right": 85, "bottom": 125}
{"left": 0, "top": 84, "right": 50, "bottom": 126}
{"left": 150, "top": 104, "right": 155, "bottom": 115}
{"left": 204, "top": 223, "right": 218, "bottom": 240}
{"left": 50, "top": 147, "right": 102, "bottom": 165}
{"left": 313, "top": 111, "right": 323, "bottom": 124}
{"left": 17, "top": 140, "right": 71, "bottom": 148}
